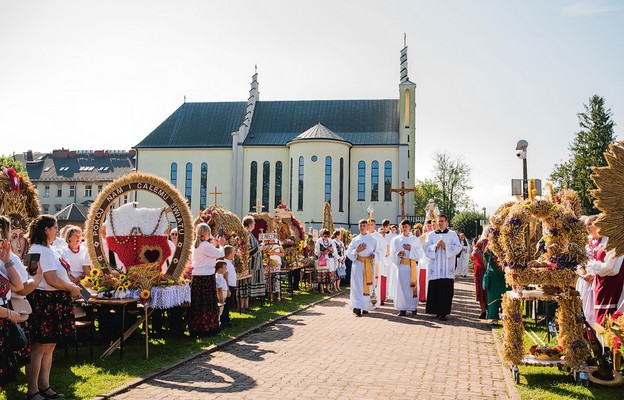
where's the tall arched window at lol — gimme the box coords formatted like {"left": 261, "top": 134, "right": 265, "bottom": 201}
{"left": 297, "top": 156, "right": 304, "bottom": 211}
{"left": 262, "top": 161, "right": 270, "bottom": 211}
{"left": 249, "top": 161, "right": 257, "bottom": 211}
{"left": 289, "top": 158, "right": 293, "bottom": 209}
{"left": 371, "top": 161, "right": 379, "bottom": 201}
{"left": 357, "top": 161, "right": 366, "bottom": 201}
{"left": 200, "top": 162, "right": 208, "bottom": 210}
{"left": 185, "top": 162, "right": 192, "bottom": 206}
{"left": 384, "top": 161, "right": 392, "bottom": 201}
{"left": 170, "top": 162, "right": 177, "bottom": 188}
{"left": 275, "top": 161, "right": 283, "bottom": 207}
{"left": 325, "top": 156, "right": 332, "bottom": 203}
{"left": 339, "top": 158, "right": 344, "bottom": 212}
{"left": 405, "top": 89, "right": 410, "bottom": 128}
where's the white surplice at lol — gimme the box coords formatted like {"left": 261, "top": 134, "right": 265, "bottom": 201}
{"left": 455, "top": 239, "right": 470, "bottom": 276}
{"left": 346, "top": 233, "right": 378, "bottom": 311}
{"left": 424, "top": 230, "right": 462, "bottom": 280}
{"left": 383, "top": 231, "right": 397, "bottom": 300}
{"left": 390, "top": 233, "right": 423, "bottom": 311}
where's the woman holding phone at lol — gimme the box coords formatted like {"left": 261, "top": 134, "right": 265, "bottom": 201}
{"left": 26, "top": 215, "right": 81, "bottom": 400}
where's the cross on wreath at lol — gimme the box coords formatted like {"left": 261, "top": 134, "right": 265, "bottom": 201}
{"left": 208, "top": 186, "right": 222, "bottom": 206}
{"left": 390, "top": 181, "right": 416, "bottom": 221}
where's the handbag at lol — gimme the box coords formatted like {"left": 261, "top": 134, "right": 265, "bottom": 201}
{"left": 315, "top": 253, "right": 328, "bottom": 271}
{"left": 9, "top": 297, "right": 32, "bottom": 315}
{"left": 7, "top": 321, "right": 28, "bottom": 351}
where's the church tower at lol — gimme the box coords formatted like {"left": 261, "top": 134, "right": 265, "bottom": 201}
{"left": 232, "top": 68, "right": 260, "bottom": 216}
{"left": 398, "top": 37, "right": 416, "bottom": 211}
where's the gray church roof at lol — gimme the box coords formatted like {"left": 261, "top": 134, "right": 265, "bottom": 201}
{"left": 288, "top": 123, "right": 348, "bottom": 144}
{"left": 244, "top": 100, "right": 399, "bottom": 146}
{"left": 136, "top": 99, "right": 399, "bottom": 148}
{"left": 55, "top": 203, "right": 90, "bottom": 222}
{"left": 136, "top": 102, "right": 247, "bottom": 148}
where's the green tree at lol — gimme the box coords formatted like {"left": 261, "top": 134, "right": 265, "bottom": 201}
{"left": 0, "top": 155, "right": 28, "bottom": 177}
{"left": 412, "top": 179, "right": 443, "bottom": 217}
{"left": 549, "top": 95, "right": 617, "bottom": 214}
{"left": 432, "top": 152, "right": 473, "bottom": 220}
{"left": 451, "top": 210, "right": 485, "bottom": 239}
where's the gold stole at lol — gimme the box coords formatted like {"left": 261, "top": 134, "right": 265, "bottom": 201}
{"left": 401, "top": 258, "right": 418, "bottom": 298}
{"left": 357, "top": 256, "right": 373, "bottom": 296}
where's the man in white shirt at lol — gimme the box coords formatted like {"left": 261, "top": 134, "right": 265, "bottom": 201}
{"left": 423, "top": 214, "right": 462, "bottom": 321}
{"left": 346, "top": 219, "right": 378, "bottom": 316}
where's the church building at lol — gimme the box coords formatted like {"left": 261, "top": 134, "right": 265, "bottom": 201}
{"left": 135, "top": 45, "right": 416, "bottom": 228}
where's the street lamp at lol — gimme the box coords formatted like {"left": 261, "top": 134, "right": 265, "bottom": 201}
{"left": 482, "top": 207, "right": 487, "bottom": 227}
{"left": 516, "top": 140, "right": 528, "bottom": 200}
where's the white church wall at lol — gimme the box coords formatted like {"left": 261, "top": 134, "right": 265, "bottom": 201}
{"left": 135, "top": 148, "right": 233, "bottom": 218}
{"left": 349, "top": 146, "right": 401, "bottom": 227}
{"left": 242, "top": 146, "right": 290, "bottom": 215}
{"left": 287, "top": 141, "right": 350, "bottom": 229}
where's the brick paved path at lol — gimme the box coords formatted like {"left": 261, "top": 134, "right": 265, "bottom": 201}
{"left": 112, "top": 277, "right": 517, "bottom": 400}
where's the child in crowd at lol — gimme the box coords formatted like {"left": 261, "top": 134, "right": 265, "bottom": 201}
{"left": 215, "top": 260, "right": 229, "bottom": 325}
{"left": 221, "top": 245, "right": 237, "bottom": 328}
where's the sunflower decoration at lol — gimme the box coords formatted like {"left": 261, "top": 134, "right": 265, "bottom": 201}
{"left": 140, "top": 289, "right": 151, "bottom": 300}
{"left": 591, "top": 141, "right": 624, "bottom": 258}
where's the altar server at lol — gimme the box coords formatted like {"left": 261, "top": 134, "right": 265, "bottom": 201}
{"left": 455, "top": 232, "right": 470, "bottom": 277}
{"left": 418, "top": 220, "right": 434, "bottom": 302}
{"left": 390, "top": 219, "right": 423, "bottom": 316}
{"left": 369, "top": 218, "right": 388, "bottom": 304}
{"left": 346, "top": 219, "right": 378, "bottom": 316}
{"left": 381, "top": 219, "right": 397, "bottom": 302}
{"left": 424, "top": 215, "right": 462, "bottom": 321}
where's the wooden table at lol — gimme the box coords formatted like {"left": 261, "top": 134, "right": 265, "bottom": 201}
{"left": 78, "top": 297, "right": 154, "bottom": 360}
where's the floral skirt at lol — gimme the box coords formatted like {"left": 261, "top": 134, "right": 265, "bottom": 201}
{"left": 265, "top": 269, "right": 281, "bottom": 293}
{"left": 27, "top": 290, "right": 75, "bottom": 344}
{"left": 189, "top": 275, "right": 220, "bottom": 335}
{"left": 314, "top": 270, "right": 334, "bottom": 284}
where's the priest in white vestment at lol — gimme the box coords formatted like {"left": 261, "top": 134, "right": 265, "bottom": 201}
{"left": 347, "top": 219, "right": 378, "bottom": 316}
{"left": 381, "top": 219, "right": 397, "bottom": 302}
{"left": 424, "top": 215, "right": 462, "bottom": 321}
{"left": 390, "top": 219, "right": 423, "bottom": 316}
{"left": 455, "top": 232, "right": 470, "bottom": 277}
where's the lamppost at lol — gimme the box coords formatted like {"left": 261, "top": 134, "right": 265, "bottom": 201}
{"left": 516, "top": 140, "right": 528, "bottom": 200}
{"left": 482, "top": 207, "right": 487, "bottom": 227}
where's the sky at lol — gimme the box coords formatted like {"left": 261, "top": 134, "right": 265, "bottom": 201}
{"left": 1, "top": 0, "right": 623, "bottom": 216}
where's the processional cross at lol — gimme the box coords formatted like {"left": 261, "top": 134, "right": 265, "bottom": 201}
{"left": 208, "top": 186, "right": 223, "bottom": 206}
{"left": 390, "top": 181, "right": 416, "bottom": 221}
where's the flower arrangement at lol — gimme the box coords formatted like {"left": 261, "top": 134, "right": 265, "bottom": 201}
{"left": 529, "top": 345, "right": 564, "bottom": 360}
{"left": 81, "top": 266, "right": 133, "bottom": 298}
{"left": 598, "top": 311, "right": 624, "bottom": 370}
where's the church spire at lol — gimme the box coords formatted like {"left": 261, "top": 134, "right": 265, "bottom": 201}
{"left": 400, "top": 34, "right": 409, "bottom": 83}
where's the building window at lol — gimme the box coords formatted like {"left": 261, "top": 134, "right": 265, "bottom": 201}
{"left": 170, "top": 162, "right": 178, "bottom": 188}
{"left": 55, "top": 204, "right": 62, "bottom": 212}
{"left": 357, "top": 161, "right": 365, "bottom": 201}
{"left": 275, "top": 161, "right": 282, "bottom": 208}
{"left": 97, "top": 184, "right": 103, "bottom": 194}
{"left": 123, "top": 194, "right": 128, "bottom": 204}
{"left": 200, "top": 162, "right": 208, "bottom": 210}
{"left": 325, "top": 156, "right": 332, "bottom": 203}
{"left": 185, "top": 162, "right": 192, "bottom": 206}
{"left": 384, "top": 161, "right": 392, "bottom": 201}
{"left": 405, "top": 89, "right": 410, "bottom": 128}
{"left": 289, "top": 158, "right": 293, "bottom": 209}
{"left": 371, "top": 161, "right": 379, "bottom": 202}
{"left": 42, "top": 204, "right": 49, "bottom": 214}
{"left": 339, "top": 158, "right": 344, "bottom": 212}
{"left": 249, "top": 161, "right": 257, "bottom": 212}
{"left": 262, "top": 161, "right": 270, "bottom": 212}
{"left": 85, "top": 185, "right": 92, "bottom": 197}
{"left": 311, "top": 155, "right": 318, "bottom": 162}
{"left": 56, "top": 185, "right": 62, "bottom": 197}
{"left": 298, "top": 156, "right": 304, "bottom": 211}
{"left": 69, "top": 185, "right": 75, "bottom": 197}
{"left": 44, "top": 185, "right": 50, "bottom": 198}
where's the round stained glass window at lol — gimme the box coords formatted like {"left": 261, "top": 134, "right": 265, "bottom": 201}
{"left": 311, "top": 155, "right": 318, "bottom": 162}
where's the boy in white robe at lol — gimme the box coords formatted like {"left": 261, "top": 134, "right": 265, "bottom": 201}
{"left": 424, "top": 214, "right": 462, "bottom": 321}
{"left": 346, "top": 219, "right": 378, "bottom": 316}
{"left": 369, "top": 218, "right": 388, "bottom": 305}
{"left": 390, "top": 219, "right": 423, "bottom": 316}
{"left": 381, "top": 219, "right": 397, "bottom": 302}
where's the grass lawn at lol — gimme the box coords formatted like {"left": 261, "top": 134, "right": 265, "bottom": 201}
{"left": 1, "top": 289, "right": 329, "bottom": 400}
{"left": 500, "top": 319, "right": 623, "bottom": 400}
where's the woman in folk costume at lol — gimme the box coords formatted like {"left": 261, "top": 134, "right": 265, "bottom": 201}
{"left": 390, "top": 219, "right": 423, "bottom": 316}
{"left": 314, "top": 229, "right": 338, "bottom": 294}
{"left": 471, "top": 226, "right": 490, "bottom": 319}
{"left": 575, "top": 215, "right": 606, "bottom": 327}
{"left": 332, "top": 230, "right": 347, "bottom": 291}
{"left": 244, "top": 216, "right": 266, "bottom": 300}
{"left": 189, "top": 223, "right": 225, "bottom": 337}
{"left": 346, "top": 219, "right": 378, "bottom": 316}
{"left": 481, "top": 243, "right": 506, "bottom": 323}
{"left": 455, "top": 232, "right": 470, "bottom": 277}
